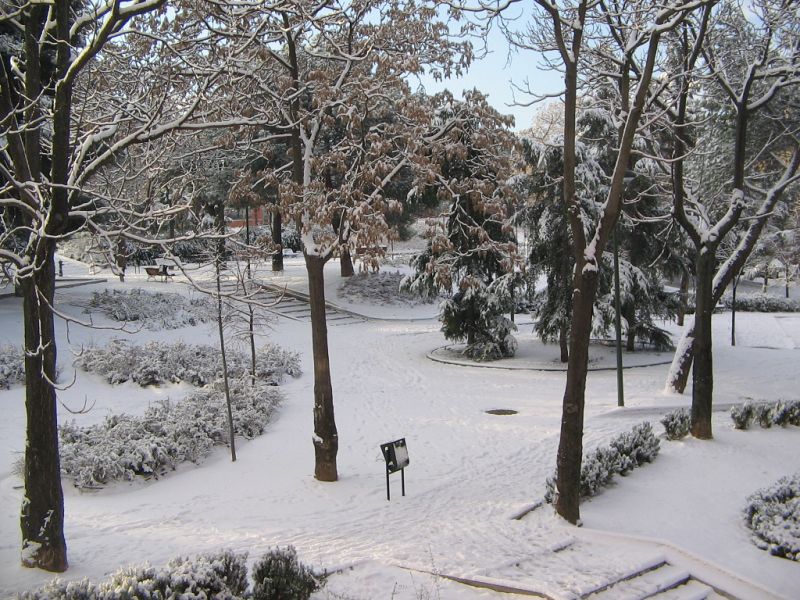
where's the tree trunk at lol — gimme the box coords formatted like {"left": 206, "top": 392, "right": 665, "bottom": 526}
{"left": 690, "top": 252, "right": 715, "bottom": 439}
{"left": 340, "top": 248, "right": 354, "bottom": 278}
{"left": 271, "top": 209, "right": 283, "bottom": 272}
{"left": 21, "top": 250, "right": 68, "bottom": 572}
{"left": 624, "top": 304, "right": 636, "bottom": 352}
{"left": 677, "top": 270, "right": 689, "bottom": 327}
{"left": 306, "top": 255, "right": 338, "bottom": 481}
{"left": 559, "top": 323, "right": 569, "bottom": 363}
{"left": 215, "top": 232, "right": 237, "bottom": 462}
{"left": 554, "top": 270, "right": 598, "bottom": 524}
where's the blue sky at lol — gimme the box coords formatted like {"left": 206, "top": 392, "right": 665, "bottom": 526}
{"left": 413, "top": 18, "right": 564, "bottom": 131}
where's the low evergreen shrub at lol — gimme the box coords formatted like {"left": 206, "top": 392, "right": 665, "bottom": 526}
{"left": 720, "top": 292, "right": 800, "bottom": 313}
{"left": 730, "top": 399, "right": 800, "bottom": 429}
{"left": 19, "top": 550, "right": 250, "bottom": 600}
{"left": 0, "top": 345, "right": 25, "bottom": 390}
{"left": 744, "top": 473, "right": 800, "bottom": 561}
{"left": 731, "top": 402, "right": 755, "bottom": 430}
{"left": 60, "top": 380, "right": 282, "bottom": 487}
{"left": 75, "top": 340, "right": 300, "bottom": 388}
{"left": 88, "top": 289, "right": 214, "bottom": 330}
{"left": 19, "top": 548, "right": 324, "bottom": 599}
{"left": 251, "top": 546, "right": 324, "bottom": 600}
{"left": 660, "top": 408, "right": 691, "bottom": 440}
{"left": 544, "top": 422, "right": 660, "bottom": 503}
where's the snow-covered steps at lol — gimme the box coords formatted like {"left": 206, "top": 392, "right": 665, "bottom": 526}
{"left": 583, "top": 561, "right": 728, "bottom": 600}
{"left": 217, "top": 278, "right": 366, "bottom": 325}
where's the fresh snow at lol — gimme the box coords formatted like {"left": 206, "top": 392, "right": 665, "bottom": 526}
{"left": 0, "top": 254, "right": 798, "bottom": 598}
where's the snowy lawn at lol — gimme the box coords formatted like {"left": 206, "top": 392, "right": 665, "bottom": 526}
{"left": 0, "top": 258, "right": 798, "bottom": 598}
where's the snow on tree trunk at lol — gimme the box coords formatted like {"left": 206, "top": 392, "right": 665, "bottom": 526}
{"left": 306, "top": 255, "right": 338, "bottom": 481}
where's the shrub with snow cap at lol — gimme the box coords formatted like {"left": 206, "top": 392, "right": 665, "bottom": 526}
{"left": 0, "top": 345, "right": 25, "bottom": 390}
{"left": 744, "top": 473, "right": 800, "bottom": 561}
{"left": 544, "top": 422, "right": 659, "bottom": 503}
{"left": 75, "top": 340, "right": 300, "bottom": 388}
{"left": 660, "top": 408, "right": 691, "bottom": 440}
{"left": 60, "top": 380, "right": 283, "bottom": 487}
{"left": 87, "top": 288, "right": 214, "bottom": 330}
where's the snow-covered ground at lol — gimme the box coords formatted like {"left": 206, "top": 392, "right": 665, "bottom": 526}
{"left": 0, "top": 255, "right": 798, "bottom": 598}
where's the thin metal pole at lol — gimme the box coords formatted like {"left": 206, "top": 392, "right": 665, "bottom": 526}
{"left": 401, "top": 469, "right": 405, "bottom": 497}
{"left": 613, "top": 226, "right": 625, "bottom": 407}
{"left": 386, "top": 469, "right": 390, "bottom": 501}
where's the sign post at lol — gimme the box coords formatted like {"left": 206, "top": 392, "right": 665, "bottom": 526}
{"left": 380, "top": 438, "right": 409, "bottom": 501}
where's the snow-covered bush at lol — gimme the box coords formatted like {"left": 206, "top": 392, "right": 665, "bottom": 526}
{"left": 20, "top": 550, "right": 251, "bottom": 599}
{"left": 720, "top": 292, "right": 800, "bottom": 313}
{"left": 0, "top": 345, "right": 25, "bottom": 389}
{"left": 773, "top": 401, "right": 800, "bottom": 427}
{"left": 731, "top": 402, "right": 756, "bottom": 430}
{"left": 21, "top": 548, "right": 323, "bottom": 600}
{"left": 731, "top": 400, "right": 800, "bottom": 430}
{"left": 88, "top": 289, "right": 214, "bottom": 330}
{"left": 544, "top": 422, "right": 660, "bottom": 503}
{"left": 339, "top": 271, "right": 436, "bottom": 306}
{"left": 611, "top": 422, "right": 660, "bottom": 472}
{"left": 757, "top": 404, "right": 775, "bottom": 428}
{"left": 660, "top": 408, "right": 691, "bottom": 440}
{"left": 251, "top": 546, "right": 324, "bottom": 600}
{"left": 60, "top": 380, "right": 282, "bottom": 487}
{"left": 75, "top": 340, "right": 300, "bottom": 387}
{"left": 744, "top": 473, "right": 800, "bottom": 561}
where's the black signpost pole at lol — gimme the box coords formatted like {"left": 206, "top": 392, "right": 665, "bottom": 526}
{"left": 381, "top": 438, "right": 409, "bottom": 501}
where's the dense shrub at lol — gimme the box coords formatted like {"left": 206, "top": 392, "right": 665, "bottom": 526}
{"left": 720, "top": 292, "right": 800, "bottom": 313}
{"left": 20, "top": 549, "right": 325, "bottom": 599}
{"left": 60, "top": 380, "right": 282, "bottom": 487}
{"left": 0, "top": 345, "right": 25, "bottom": 390}
{"left": 756, "top": 404, "right": 775, "bottom": 428}
{"left": 88, "top": 289, "right": 214, "bottom": 330}
{"left": 75, "top": 340, "right": 300, "bottom": 387}
{"left": 744, "top": 473, "right": 800, "bottom": 561}
{"left": 731, "top": 402, "right": 756, "bottom": 430}
{"left": 544, "top": 422, "right": 660, "bottom": 503}
{"left": 339, "top": 271, "right": 436, "bottom": 306}
{"left": 251, "top": 547, "right": 323, "bottom": 600}
{"left": 730, "top": 400, "right": 800, "bottom": 430}
{"left": 660, "top": 408, "right": 691, "bottom": 440}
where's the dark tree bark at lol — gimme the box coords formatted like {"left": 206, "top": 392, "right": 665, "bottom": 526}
{"left": 624, "top": 303, "right": 636, "bottom": 352}
{"left": 305, "top": 255, "right": 338, "bottom": 481}
{"left": 555, "top": 268, "right": 598, "bottom": 523}
{"left": 690, "top": 251, "right": 715, "bottom": 439}
{"left": 340, "top": 248, "right": 354, "bottom": 277}
{"left": 271, "top": 208, "right": 284, "bottom": 272}
{"left": 559, "top": 323, "right": 569, "bottom": 363}
{"left": 21, "top": 251, "right": 68, "bottom": 573}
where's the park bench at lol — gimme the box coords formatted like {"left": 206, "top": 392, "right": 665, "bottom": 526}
{"left": 145, "top": 265, "right": 173, "bottom": 282}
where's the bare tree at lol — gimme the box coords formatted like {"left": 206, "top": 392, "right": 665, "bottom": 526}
{"left": 0, "top": 0, "right": 247, "bottom": 570}
{"left": 663, "top": 1, "right": 800, "bottom": 441}
{"left": 489, "top": 0, "right": 713, "bottom": 523}
{"left": 205, "top": 0, "right": 471, "bottom": 481}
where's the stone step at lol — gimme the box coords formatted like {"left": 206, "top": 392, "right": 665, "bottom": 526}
{"left": 648, "top": 579, "right": 723, "bottom": 600}
{"left": 586, "top": 563, "right": 690, "bottom": 600}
